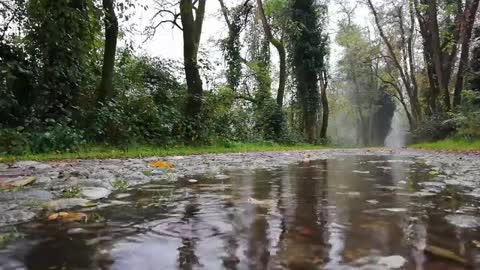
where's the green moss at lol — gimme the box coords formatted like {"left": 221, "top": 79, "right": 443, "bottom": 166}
{"left": 411, "top": 139, "right": 480, "bottom": 152}
{"left": 0, "top": 143, "right": 330, "bottom": 163}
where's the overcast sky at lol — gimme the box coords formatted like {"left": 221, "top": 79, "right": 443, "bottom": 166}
{"left": 125, "top": 0, "right": 371, "bottom": 63}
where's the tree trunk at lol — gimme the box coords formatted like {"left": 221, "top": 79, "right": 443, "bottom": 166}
{"left": 454, "top": 0, "right": 480, "bottom": 108}
{"left": 256, "top": 0, "right": 286, "bottom": 107}
{"left": 180, "top": 0, "right": 206, "bottom": 142}
{"left": 319, "top": 71, "right": 329, "bottom": 140}
{"left": 97, "top": 0, "right": 118, "bottom": 102}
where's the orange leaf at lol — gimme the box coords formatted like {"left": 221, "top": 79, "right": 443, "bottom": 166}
{"left": 149, "top": 161, "right": 175, "bottom": 169}
{"left": 47, "top": 212, "right": 88, "bottom": 222}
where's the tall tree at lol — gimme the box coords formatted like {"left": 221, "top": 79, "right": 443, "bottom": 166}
{"left": 319, "top": 70, "right": 329, "bottom": 140}
{"left": 180, "top": 0, "right": 207, "bottom": 142}
{"left": 24, "top": 0, "right": 98, "bottom": 119}
{"left": 413, "top": 0, "right": 480, "bottom": 111}
{"left": 97, "top": 0, "right": 119, "bottom": 101}
{"left": 469, "top": 25, "right": 480, "bottom": 91}
{"left": 218, "top": 0, "right": 252, "bottom": 91}
{"left": 290, "top": 0, "right": 328, "bottom": 143}
{"left": 366, "top": 0, "right": 421, "bottom": 127}
{"left": 256, "top": 0, "right": 287, "bottom": 107}
{"left": 453, "top": 0, "right": 480, "bottom": 107}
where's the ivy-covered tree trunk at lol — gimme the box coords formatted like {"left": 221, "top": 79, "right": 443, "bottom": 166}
{"left": 180, "top": 0, "right": 206, "bottom": 143}
{"left": 97, "top": 0, "right": 118, "bottom": 102}
{"left": 290, "top": 0, "right": 327, "bottom": 143}
{"left": 256, "top": 0, "right": 286, "bottom": 107}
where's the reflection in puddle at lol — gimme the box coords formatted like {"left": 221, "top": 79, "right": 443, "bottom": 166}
{"left": 1, "top": 155, "right": 480, "bottom": 270}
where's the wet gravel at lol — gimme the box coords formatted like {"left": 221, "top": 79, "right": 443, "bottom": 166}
{"left": 0, "top": 148, "right": 479, "bottom": 227}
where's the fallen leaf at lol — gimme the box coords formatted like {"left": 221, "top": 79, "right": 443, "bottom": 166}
{"left": 149, "top": 161, "right": 175, "bottom": 169}
{"left": 0, "top": 176, "right": 36, "bottom": 189}
{"left": 48, "top": 212, "right": 88, "bottom": 222}
{"left": 429, "top": 170, "right": 439, "bottom": 176}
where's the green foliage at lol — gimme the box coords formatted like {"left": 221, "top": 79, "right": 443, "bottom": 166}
{"left": 412, "top": 113, "right": 456, "bottom": 142}
{"left": 28, "top": 121, "right": 86, "bottom": 154}
{"left": 0, "top": 128, "right": 29, "bottom": 155}
{"left": 454, "top": 91, "right": 480, "bottom": 139}
{"left": 255, "top": 98, "right": 290, "bottom": 143}
{"left": 411, "top": 138, "right": 480, "bottom": 151}
{"left": 201, "top": 87, "right": 253, "bottom": 143}
{"left": 24, "top": 0, "right": 101, "bottom": 120}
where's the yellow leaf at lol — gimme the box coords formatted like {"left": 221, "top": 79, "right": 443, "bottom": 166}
{"left": 47, "top": 212, "right": 88, "bottom": 222}
{"left": 150, "top": 161, "right": 175, "bottom": 169}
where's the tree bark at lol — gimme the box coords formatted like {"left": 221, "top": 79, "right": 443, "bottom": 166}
{"left": 454, "top": 0, "right": 480, "bottom": 108}
{"left": 97, "top": 0, "right": 118, "bottom": 102}
{"left": 256, "top": 0, "right": 286, "bottom": 107}
{"left": 319, "top": 71, "right": 329, "bottom": 140}
{"left": 180, "top": 0, "right": 206, "bottom": 142}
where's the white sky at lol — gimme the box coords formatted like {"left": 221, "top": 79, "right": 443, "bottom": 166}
{"left": 125, "top": 0, "right": 370, "bottom": 61}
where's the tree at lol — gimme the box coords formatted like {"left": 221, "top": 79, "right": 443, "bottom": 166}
{"left": 453, "top": 0, "right": 480, "bottom": 107}
{"left": 256, "top": 0, "right": 287, "bottom": 107}
{"left": 24, "top": 0, "right": 99, "bottom": 119}
{"left": 290, "top": 0, "right": 328, "bottom": 143}
{"left": 218, "top": 0, "right": 253, "bottom": 91}
{"left": 336, "top": 7, "right": 395, "bottom": 146}
{"left": 469, "top": 25, "right": 480, "bottom": 91}
{"left": 151, "top": 0, "right": 207, "bottom": 142}
{"left": 97, "top": 0, "right": 119, "bottom": 101}
{"left": 366, "top": 0, "right": 421, "bottom": 127}
{"left": 413, "top": 0, "right": 480, "bottom": 111}
{"left": 180, "top": 0, "right": 207, "bottom": 142}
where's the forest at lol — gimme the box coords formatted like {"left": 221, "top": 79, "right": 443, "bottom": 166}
{"left": 1, "top": 0, "right": 480, "bottom": 155}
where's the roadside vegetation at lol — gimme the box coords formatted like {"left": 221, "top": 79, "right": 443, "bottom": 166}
{"left": 1, "top": 0, "right": 479, "bottom": 157}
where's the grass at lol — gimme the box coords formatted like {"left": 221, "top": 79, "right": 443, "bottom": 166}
{"left": 0, "top": 143, "right": 330, "bottom": 163}
{"left": 410, "top": 138, "right": 480, "bottom": 152}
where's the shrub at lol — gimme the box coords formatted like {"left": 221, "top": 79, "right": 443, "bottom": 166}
{"left": 412, "top": 113, "right": 456, "bottom": 142}
{"left": 0, "top": 128, "right": 29, "bottom": 155}
{"left": 28, "top": 121, "right": 86, "bottom": 153}
{"left": 454, "top": 90, "right": 480, "bottom": 140}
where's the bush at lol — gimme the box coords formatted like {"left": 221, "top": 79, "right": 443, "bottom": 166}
{"left": 28, "top": 121, "right": 86, "bottom": 153}
{"left": 255, "top": 98, "right": 289, "bottom": 143}
{"left": 454, "top": 90, "right": 480, "bottom": 140}
{"left": 412, "top": 113, "right": 456, "bottom": 142}
{"left": 0, "top": 128, "right": 29, "bottom": 155}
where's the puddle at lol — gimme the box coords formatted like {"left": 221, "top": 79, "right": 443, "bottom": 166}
{"left": 1, "top": 155, "right": 480, "bottom": 269}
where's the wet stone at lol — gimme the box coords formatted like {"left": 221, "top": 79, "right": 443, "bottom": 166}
{"left": 0, "top": 209, "right": 36, "bottom": 225}
{"left": 81, "top": 187, "right": 111, "bottom": 200}
{"left": 0, "top": 189, "right": 53, "bottom": 202}
{"left": 445, "top": 214, "right": 480, "bottom": 228}
{"left": 46, "top": 198, "right": 90, "bottom": 211}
